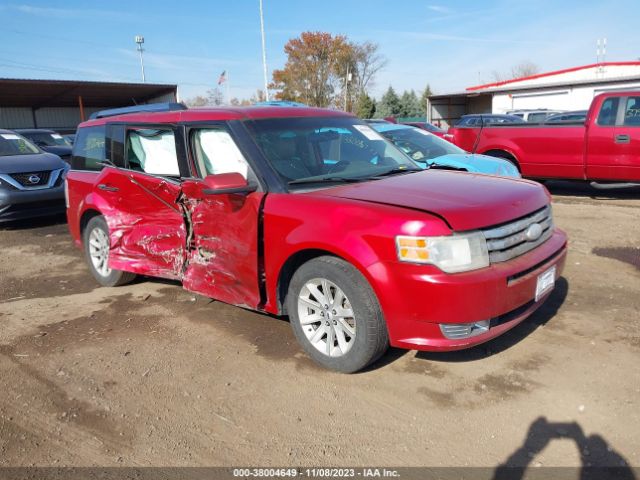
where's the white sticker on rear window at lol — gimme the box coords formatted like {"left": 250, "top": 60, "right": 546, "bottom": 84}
{"left": 353, "top": 124, "right": 383, "bottom": 141}
{"left": 415, "top": 128, "right": 433, "bottom": 136}
{"left": 1, "top": 134, "right": 21, "bottom": 140}
{"left": 52, "top": 133, "right": 63, "bottom": 139}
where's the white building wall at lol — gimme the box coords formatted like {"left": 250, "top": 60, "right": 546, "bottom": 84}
{"left": 492, "top": 80, "right": 640, "bottom": 114}
{"left": 490, "top": 64, "right": 640, "bottom": 89}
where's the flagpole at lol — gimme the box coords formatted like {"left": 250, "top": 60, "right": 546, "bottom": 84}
{"left": 259, "top": 0, "right": 270, "bottom": 101}
{"left": 226, "top": 70, "right": 230, "bottom": 104}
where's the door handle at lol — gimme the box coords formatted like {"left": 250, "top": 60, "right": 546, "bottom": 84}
{"left": 615, "top": 134, "right": 630, "bottom": 144}
{"left": 98, "top": 183, "right": 119, "bottom": 192}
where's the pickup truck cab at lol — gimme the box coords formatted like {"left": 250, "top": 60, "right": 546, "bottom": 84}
{"left": 447, "top": 91, "right": 640, "bottom": 185}
{"left": 66, "top": 104, "right": 568, "bottom": 372}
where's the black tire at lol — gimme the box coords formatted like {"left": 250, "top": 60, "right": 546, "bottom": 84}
{"left": 83, "top": 216, "right": 136, "bottom": 287}
{"left": 286, "top": 256, "right": 389, "bottom": 373}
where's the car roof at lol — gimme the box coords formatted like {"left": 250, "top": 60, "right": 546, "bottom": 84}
{"left": 14, "top": 128, "right": 56, "bottom": 133}
{"left": 462, "top": 114, "right": 517, "bottom": 118}
{"left": 79, "top": 106, "right": 354, "bottom": 128}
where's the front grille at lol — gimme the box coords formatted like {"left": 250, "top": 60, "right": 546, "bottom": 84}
{"left": 10, "top": 171, "right": 51, "bottom": 187}
{"left": 482, "top": 206, "right": 553, "bottom": 263}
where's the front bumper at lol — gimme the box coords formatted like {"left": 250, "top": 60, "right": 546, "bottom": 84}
{"left": 0, "top": 185, "right": 66, "bottom": 222}
{"left": 368, "top": 228, "right": 568, "bottom": 351}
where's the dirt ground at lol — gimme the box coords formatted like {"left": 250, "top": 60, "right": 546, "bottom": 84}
{"left": 0, "top": 181, "right": 638, "bottom": 469}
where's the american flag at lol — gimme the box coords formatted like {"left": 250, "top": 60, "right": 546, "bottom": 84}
{"left": 217, "top": 70, "right": 227, "bottom": 85}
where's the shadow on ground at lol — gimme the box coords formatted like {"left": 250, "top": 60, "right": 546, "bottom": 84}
{"left": 492, "top": 416, "right": 636, "bottom": 480}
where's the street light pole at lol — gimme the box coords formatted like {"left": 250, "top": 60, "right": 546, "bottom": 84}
{"left": 259, "top": 0, "right": 270, "bottom": 101}
{"left": 135, "top": 35, "right": 146, "bottom": 83}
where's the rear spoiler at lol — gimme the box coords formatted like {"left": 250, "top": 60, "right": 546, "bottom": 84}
{"left": 90, "top": 102, "right": 187, "bottom": 120}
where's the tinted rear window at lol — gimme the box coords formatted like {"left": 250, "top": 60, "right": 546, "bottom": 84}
{"left": 72, "top": 126, "right": 106, "bottom": 171}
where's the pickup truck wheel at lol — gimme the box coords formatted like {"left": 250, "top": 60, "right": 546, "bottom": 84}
{"left": 287, "top": 256, "right": 389, "bottom": 373}
{"left": 83, "top": 216, "right": 136, "bottom": 287}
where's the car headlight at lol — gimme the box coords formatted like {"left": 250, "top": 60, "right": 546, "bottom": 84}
{"left": 396, "top": 232, "right": 489, "bottom": 273}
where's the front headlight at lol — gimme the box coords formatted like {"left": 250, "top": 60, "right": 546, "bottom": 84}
{"left": 396, "top": 232, "right": 489, "bottom": 273}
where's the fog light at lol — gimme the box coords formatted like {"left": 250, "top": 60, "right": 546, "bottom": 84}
{"left": 440, "top": 320, "right": 490, "bottom": 340}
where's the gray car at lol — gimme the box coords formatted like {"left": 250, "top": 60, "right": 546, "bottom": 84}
{"left": 0, "top": 129, "right": 69, "bottom": 222}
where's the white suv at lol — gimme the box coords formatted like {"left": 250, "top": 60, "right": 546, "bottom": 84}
{"left": 506, "top": 109, "right": 564, "bottom": 123}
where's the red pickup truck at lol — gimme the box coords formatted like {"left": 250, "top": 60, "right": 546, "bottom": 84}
{"left": 447, "top": 91, "right": 640, "bottom": 187}
{"left": 66, "top": 104, "right": 567, "bottom": 372}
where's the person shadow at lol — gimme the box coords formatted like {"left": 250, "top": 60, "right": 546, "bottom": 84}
{"left": 492, "top": 416, "right": 636, "bottom": 480}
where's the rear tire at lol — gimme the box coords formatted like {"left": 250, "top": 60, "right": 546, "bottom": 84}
{"left": 83, "top": 216, "right": 136, "bottom": 287}
{"left": 286, "top": 256, "right": 389, "bottom": 373}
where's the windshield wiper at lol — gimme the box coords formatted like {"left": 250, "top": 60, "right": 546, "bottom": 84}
{"left": 367, "top": 167, "right": 422, "bottom": 179}
{"left": 288, "top": 176, "right": 368, "bottom": 186}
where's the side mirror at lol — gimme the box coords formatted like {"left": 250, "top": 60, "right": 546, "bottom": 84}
{"left": 203, "top": 172, "right": 257, "bottom": 195}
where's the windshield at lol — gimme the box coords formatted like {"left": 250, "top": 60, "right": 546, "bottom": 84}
{"left": 376, "top": 126, "right": 465, "bottom": 164}
{"left": 246, "top": 117, "right": 420, "bottom": 187}
{"left": 23, "top": 131, "right": 71, "bottom": 147}
{"left": 0, "top": 133, "right": 40, "bottom": 156}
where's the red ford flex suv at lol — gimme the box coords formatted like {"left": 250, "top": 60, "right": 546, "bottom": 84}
{"left": 66, "top": 103, "right": 568, "bottom": 372}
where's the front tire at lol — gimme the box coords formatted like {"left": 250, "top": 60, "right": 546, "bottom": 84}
{"left": 83, "top": 216, "right": 136, "bottom": 287}
{"left": 286, "top": 256, "right": 389, "bottom": 373}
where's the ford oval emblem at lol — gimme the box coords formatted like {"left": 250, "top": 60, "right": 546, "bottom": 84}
{"left": 525, "top": 223, "right": 543, "bottom": 241}
{"left": 27, "top": 174, "right": 41, "bottom": 184}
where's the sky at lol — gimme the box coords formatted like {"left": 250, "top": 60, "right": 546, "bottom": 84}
{"left": 1, "top": 0, "right": 639, "bottom": 102}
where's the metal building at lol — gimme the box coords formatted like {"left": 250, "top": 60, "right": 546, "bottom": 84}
{"left": 0, "top": 78, "right": 178, "bottom": 133}
{"left": 427, "top": 61, "right": 640, "bottom": 128}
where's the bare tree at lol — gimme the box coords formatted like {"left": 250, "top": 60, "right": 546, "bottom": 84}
{"left": 511, "top": 61, "right": 539, "bottom": 78}
{"left": 352, "top": 41, "right": 388, "bottom": 97}
{"left": 490, "top": 61, "right": 540, "bottom": 83}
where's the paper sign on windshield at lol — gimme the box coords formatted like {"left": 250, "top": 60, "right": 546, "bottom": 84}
{"left": 353, "top": 125, "right": 383, "bottom": 141}
{"left": 1, "top": 134, "right": 21, "bottom": 140}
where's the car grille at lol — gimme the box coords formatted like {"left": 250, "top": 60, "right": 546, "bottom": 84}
{"left": 9, "top": 171, "right": 51, "bottom": 187}
{"left": 482, "top": 206, "right": 553, "bottom": 263}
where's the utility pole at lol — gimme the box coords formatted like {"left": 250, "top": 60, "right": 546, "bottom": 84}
{"left": 259, "top": 0, "right": 270, "bottom": 101}
{"left": 135, "top": 35, "right": 146, "bottom": 83}
{"left": 344, "top": 65, "right": 352, "bottom": 111}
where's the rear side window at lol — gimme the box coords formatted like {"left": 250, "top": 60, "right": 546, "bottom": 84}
{"left": 72, "top": 126, "right": 106, "bottom": 171}
{"left": 623, "top": 97, "right": 640, "bottom": 126}
{"left": 597, "top": 98, "right": 619, "bottom": 126}
{"left": 527, "top": 113, "right": 548, "bottom": 123}
{"left": 126, "top": 128, "right": 180, "bottom": 176}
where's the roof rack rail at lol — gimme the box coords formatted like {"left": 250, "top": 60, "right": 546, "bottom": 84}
{"left": 89, "top": 102, "right": 187, "bottom": 120}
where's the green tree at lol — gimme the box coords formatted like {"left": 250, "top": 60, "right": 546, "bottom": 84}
{"left": 356, "top": 93, "right": 376, "bottom": 118}
{"left": 399, "top": 90, "right": 421, "bottom": 117}
{"left": 420, "top": 84, "right": 433, "bottom": 115}
{"left": 375, "top": 86, "right": 401, "bottom": 118}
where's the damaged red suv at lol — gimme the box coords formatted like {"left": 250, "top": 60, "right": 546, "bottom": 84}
{"left": 66, "top": 103, "right": 567, "bottom": 372}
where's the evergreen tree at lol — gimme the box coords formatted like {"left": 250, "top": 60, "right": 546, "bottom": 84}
{"left": 420, "top": 84, "right": 433, "bottom": 115}
{"left": 356, "top": 93, "right": 376, "bottom": 118}
{"left": 399, "top": 90, "right": 421, "bottom": 117}
{"left": 375, "top": 86, "right": 401, "bottom": 118}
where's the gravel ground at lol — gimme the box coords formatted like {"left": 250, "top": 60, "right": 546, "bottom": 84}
{"left": 0, "top": 181, "right": 638, "bottom": 470}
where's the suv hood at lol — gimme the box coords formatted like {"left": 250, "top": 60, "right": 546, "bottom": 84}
{"left": 314, "top": 170, "right": 549, "bottom": 231}
{"left": 0, "top": 152, "right": 67, "bottom": 174}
